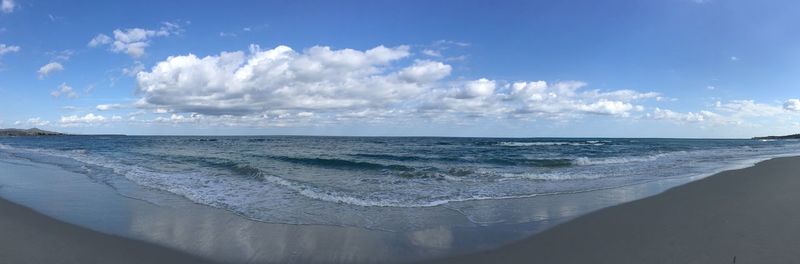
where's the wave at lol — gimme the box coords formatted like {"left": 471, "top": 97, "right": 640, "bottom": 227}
{"left": 573, "top": 153, "right": 671, "bottom": 166}
{"left": 497, "top": 141, "right": 605, "bottom": 147}
{"left": 0, "top": 144, "right": 583, "bottom": 208}
{"left": 350, "top": 153, "right": 426, "bottom": 162}
{"left": 5, "top": 138, "right": 799, "bottom": 213}
{"left": 270, "top": 156, "right": 414, "bottom": 171}
{"left": 484, "top": 158, "right": 575, "bottom": 167}
{"left": 501, "top": 172, "right": 608, "bottom": 181}
{"left": 353, "top": 153, "right": 574, "bottom": 168}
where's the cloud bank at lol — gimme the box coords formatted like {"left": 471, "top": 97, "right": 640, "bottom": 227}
{"left": 134, "top": 44, "right": 658, "bottom": 122}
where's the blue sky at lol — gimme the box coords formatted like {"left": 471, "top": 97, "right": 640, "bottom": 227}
{"left": 1, "top": 0, "right": 799, "bottom": 137}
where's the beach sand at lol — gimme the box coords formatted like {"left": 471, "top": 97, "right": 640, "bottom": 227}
{"left": 424, "top": 156, "right": 800, "bottom": 264}
{"left": 0, "top": 197, "right": 215, "bottom": 264}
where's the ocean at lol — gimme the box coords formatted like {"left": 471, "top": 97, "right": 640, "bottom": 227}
{"left": 1, "top": 136, "right": 799, "bottom": 231}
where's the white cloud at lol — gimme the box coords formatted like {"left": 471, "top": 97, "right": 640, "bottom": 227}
{"left": 578, "top": 100, "right": 635, "bottom": 116}
{"left": 649, "top": 108, "right": 722, "bottom": 123}
{"left": 398, "top": 60, "right": 451, "bottom": 83}
{"left": 1, "top": 0, "right": 15, "bottom": 13}
{"left": 122, "top": 61, "right": 145, "bottom": 76}
{"left": 88, "top": 34, "right": 112, "bottom": 47}
{"left": 715, "top": 100, "right": 784, "bottom": 117}
{"left": 0, "top": 43, "right": 20, "bottom": 55}
{"left": 784, "top": 99, "right": 800, "bottom": 112}
{"left": 422, "top": 49, "right": 441, "bottom": 57}
{"left": 135, "top": 44, "right": 660, "bottom": 123}
{"left": 455, "top": 78, "right": 496, "bottom": 99}
{"left": 420, "top": 40, "right": 470, "bottom": 62}
{"left": 60, "top": 113, "right": 107, "bottom": 125}
{"left": 26, "top": 117, "right": 50, "bottom": 127}
{"left": 433, "top": 40, "right": 470, "bottom": 47}
{"left": 136, "top": 44, "right": 423, "bottom": 115}
{"left": 96, "top": 104, "right": 124, "bottom": 111}
{"left": 649, "top": 99, "right": 800, "bottom": 127}
{"left": 498, "top": 80, "right": 653, "bottom": 117}
{"left": 219, "top": 32, "right": 237, "bottom": 37}
{"left": 89, "top": 22, "right": 182, "bottom": 58}
{"left": 415, "top": 79, "right": 656, "bottom": 120}
{"left": 38, "top": 62, "right": 64, "bottom": 79}
{"left": 730, "top": 56, "right": 739, "bottom": 61}
{"left": 51, "top": 83, "right": 78, "bottom": 99}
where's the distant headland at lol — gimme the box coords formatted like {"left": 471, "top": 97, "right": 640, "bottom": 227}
{"left": 0, "top": 128, "right": 65, "bottom": 136}
{"left": 752, "top": 134, "right": 800, "bottom": 140}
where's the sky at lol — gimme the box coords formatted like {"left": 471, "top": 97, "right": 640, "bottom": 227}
{"left": 1, "top": 0, "right": 799, "bottom": 138}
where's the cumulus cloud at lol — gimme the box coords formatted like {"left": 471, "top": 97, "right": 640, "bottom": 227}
{"left": 496, "top": 80, "right": 654, "bottom": 117}
{"left": 135, "top": 44, "right": 660, "bottom": 123}
{"left": 457, "top": 78, "right": 496, "bottom": 99}
{"left": 136, "top": 44, "right": 426, "bottom": 115}
{"left": 51, "top": 83, "right": 78, "bottom": 99}
{"left": 38, "top": 62, "right": 64, "bottom": 78}
{"left": 89, "top": 22, "right": 182, "bottom": 58}
{"left": 784, "top": 99, "right": 800, "bottom": 112}
{"left": 1, "top": 0, "right": 15, "bottom": 13}
{"left": 398, "top": 60, "right": 452, "bottom": 83}
{"left": 60, "top": 113, "right": 107, "bottom": 125}
{"left": 414, "top": 78, "right": 656, "bottom": 120}
{"left": 0, "top": 43, "right": 20, "bottom": 56}
{"left": 96, "top": 104, "right": 124, "bottom": 111}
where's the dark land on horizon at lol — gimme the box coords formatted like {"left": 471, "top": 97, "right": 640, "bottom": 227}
{"left": 0, "top": 128, "right": 64, "bottom": 136}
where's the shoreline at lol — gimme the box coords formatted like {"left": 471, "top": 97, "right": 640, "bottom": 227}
{"left": 0, "top": 197, "right": 215, "bottom": 264}
{"left": 423, "top": 156, "right": 800, "bottom": 264}
{"left": 1, "top": 155, "right": 799, "bottom": 263}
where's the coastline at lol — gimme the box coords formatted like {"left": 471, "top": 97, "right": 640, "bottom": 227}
{"left": 1, "top": 152, "right": 799, "bottom": 263}
{"left": 423, "top": 156, "right": 800, "bottom": 264}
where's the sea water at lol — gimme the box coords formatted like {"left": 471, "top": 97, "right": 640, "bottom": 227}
{"left": 1, "top": 136, "right": 798, "bottom": 231}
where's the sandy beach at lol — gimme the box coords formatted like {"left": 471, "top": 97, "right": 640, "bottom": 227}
{"left": 425, "top": 156, "right": 800, "bottom": 264}
{"left": 0, "top": 197, "right": 214, "bottom": 264}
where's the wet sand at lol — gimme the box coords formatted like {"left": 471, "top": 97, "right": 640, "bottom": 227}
{"left": 0, "top": 197, "right": 215, "bottom": 264}
{"left": 424, "top": 156, "right": 800, "bottom": 264}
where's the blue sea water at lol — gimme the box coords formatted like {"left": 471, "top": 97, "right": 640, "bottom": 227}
{"left": 1, "top": 136, "right": 799, "bottom": 230}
